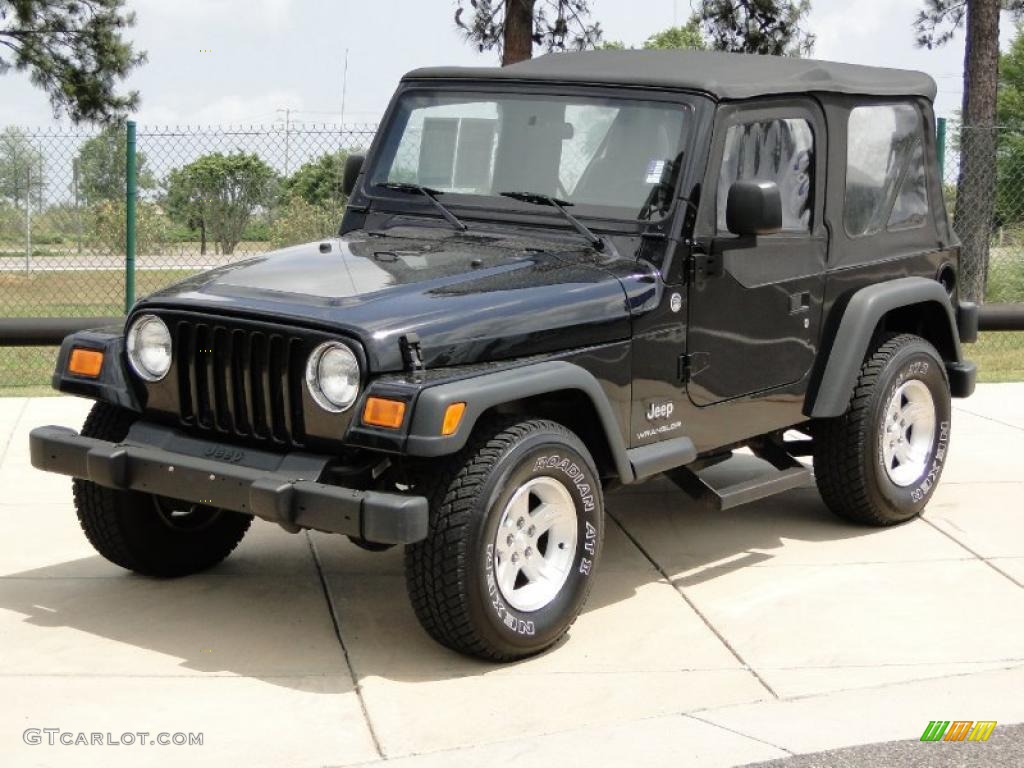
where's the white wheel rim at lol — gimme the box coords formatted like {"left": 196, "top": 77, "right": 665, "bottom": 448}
{"left": 492, "top": 476, "right": 578, "bottom": 612}
{"left": 881, "top": 379, "right": 937, "bottom": 487}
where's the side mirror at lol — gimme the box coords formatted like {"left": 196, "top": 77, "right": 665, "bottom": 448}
{"left": 726, "top": 180, "right": 782, "bottom": 236}
{"left": 342, "top": 154, "right": 365, "bottom": 197}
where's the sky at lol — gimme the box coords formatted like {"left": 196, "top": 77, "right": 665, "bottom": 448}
{"left": 0, "top": 0, "right": 1018, "bottom": 127}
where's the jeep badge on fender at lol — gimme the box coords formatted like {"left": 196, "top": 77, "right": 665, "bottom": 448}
{"left": 29, "top": 49, "right": 977, "bottom": 662}
{"left": 646, "top": 401, "right": 675, "bottom": 421}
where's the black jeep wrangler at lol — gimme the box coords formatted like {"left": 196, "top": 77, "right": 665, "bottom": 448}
{"left": 31, "top": 50, "right": 977, "bottom": 661}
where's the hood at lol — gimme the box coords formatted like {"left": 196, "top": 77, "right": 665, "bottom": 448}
{"left": 140, "top": 227, "right": 641, "bottom": 372}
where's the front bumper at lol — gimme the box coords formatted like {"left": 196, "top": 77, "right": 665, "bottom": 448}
{"left": 29, "top": 425, "right": 429, "bottom": 544}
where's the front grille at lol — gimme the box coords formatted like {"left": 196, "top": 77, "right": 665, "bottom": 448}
{"left": 173, "top": 319, "right": 306, "bottom": 447}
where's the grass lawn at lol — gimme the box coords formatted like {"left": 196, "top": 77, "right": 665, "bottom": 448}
{"left": 0, "top": 268, "right": 194, "bottom": 318}
{"left": 987, "top": 249, "right": 1024, "bottom": 303}
{"left": 0, "top": 241, "right": 273, "bottom": 260}
{"left": 968, "top": 331, "right": 1024, "bottom": 382}
{"left": 0, "top": 269, "right": 194, "bottom": 393}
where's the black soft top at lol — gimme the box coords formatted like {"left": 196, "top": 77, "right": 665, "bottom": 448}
{"left": 404, "top": 50, "right": 936, "bottom": 102}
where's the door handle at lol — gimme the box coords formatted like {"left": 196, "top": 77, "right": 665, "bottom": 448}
{"left": 789, "top": 291, "right": 811, "bottom": 314}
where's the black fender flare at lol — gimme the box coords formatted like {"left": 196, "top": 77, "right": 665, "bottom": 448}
{"left": 403, "top": 360, "right": 697, "bottom": 484}
{"left": 404, "top": 360, "right": 636, "bottom": 482}
{"left": 52, "top": 329, "right": 141, "bottom": 411}
{"left": 808, "top": 277, "right": 963, "bottom": 419}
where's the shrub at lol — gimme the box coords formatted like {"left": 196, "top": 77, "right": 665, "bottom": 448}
{"left": 269, "top": 198, "right": 342, "bottom": 248}
{"left": 88, "top": 200, "right": 171, "bottom": 255}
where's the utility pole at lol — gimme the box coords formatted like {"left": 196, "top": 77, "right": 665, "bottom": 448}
{"left": 340, "top": 47, "right": 350, "bottom": 168}
{"left": 25, "top": 163, "right": 31, "bottom": 273}
{"left": 340, "top": 48, "right": 350, "bottom": 126}
{"left": 72, "top": 157, "right": 83, "bottom": 256}
{"left": 276, "top": 108, "right": 292, "bottom": 175}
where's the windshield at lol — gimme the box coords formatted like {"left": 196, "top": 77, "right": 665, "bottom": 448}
{"left": 367, "top": 89, "right": 690, "bottom": 221}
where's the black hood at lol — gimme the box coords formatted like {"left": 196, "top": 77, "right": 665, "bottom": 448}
{"left": 139, "top": 227, "right": 648, "bottom": 373}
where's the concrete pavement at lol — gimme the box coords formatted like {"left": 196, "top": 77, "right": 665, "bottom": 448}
{"left": 0, "top": 385, "right": 1022, "bottom": 767}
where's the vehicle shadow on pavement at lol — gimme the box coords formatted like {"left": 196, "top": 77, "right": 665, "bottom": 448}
{"left": 0, "top": 457, "right": 882, "bottom": 686}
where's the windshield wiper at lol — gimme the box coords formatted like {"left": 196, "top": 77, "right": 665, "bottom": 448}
{"left": 375, "top": 182, "right": 467, "bottom": 232}
{"left": 499, "top": 191, "right": 605, "bottom": 251}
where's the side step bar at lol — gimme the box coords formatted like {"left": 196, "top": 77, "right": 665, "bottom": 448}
{"left": 665, "top": 438, "right": 814, "bottom": 511}
{"left": 668, "top": 465, "right": 813, "bottom": 511}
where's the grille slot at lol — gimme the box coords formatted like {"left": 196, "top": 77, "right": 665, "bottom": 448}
{"left": 175, "top": 319, "right": 305, "bottom": 447}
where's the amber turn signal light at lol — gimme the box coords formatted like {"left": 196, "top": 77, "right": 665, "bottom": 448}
{"left": 441, "top": 402, "right": 466, "bottom": 436}
{"left": 68, "top": 348, "right": 104, "bottom": 378}
{"left": 362, "top": 397, "right": 406, "bottom": 429}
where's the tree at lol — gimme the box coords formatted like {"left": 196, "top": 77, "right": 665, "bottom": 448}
{"left": 602, "top": 18, "right": 708, "bottom": 51}
{"left": 994, "top": 24, "right": 1024, "bottom": 227}
{"left": 0, "top": 0, "right": 145, "bottom": 124}
{"left": 644, "top": 20, "right": 708, "bottom": 50}
{"left": 454, "top": 0, "right": 602, "bottom": 66}
{"left": 0, "top": 127, "right": 44, "bottom": 208}
{"left": 164, "top": 153, "right": 277, "bottom": 256}
{"left": 915, "top": 1, "right": 1024, "bottom": 301}
{"left": 75, "top": 126, "right": 154, "bottom": 205}
{"left": 283, "top": 151, "right": 348, "bottom": 207}
{"left": 696, "top": 0, "right": 815, "bottom": 56}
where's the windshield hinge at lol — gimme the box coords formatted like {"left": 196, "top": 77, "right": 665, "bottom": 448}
{"left": 678, "top": 352, "right": 710, "bottom": 383}
{"left": 685, "top": 245, "right": 723, "bottom": 288}
{"left": 400, "top": 333, "right": 425, "bottom": 372}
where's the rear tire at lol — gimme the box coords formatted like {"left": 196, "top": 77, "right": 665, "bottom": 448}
{"left": 813, "top": 334, "right": 952, "bottom": 526}
{"left": 405, "top": 418, "right": 604, "bottom": 661}
{"left": 74, "top": 403, "right": 253, "bottom": 577}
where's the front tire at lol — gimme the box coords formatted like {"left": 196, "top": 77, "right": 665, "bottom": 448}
{"left": 74, "top": 403, "right": 253, "bottom": 577}
{"left": 405, "top": 418, "right": 604, "bottom": 661}
{"left": 813, "top": 334, "right": 952, "bottom": 525}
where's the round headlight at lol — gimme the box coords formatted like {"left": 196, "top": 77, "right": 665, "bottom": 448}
{"left": 126, "top": 314, "right": 172, "bottom": 382}
{"left": 306, "top": 342, "right": 360, "bottom": 412}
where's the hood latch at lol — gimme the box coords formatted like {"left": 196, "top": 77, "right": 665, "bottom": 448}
{"left": 400, "top": 333, "right": 425, "bottom": 372}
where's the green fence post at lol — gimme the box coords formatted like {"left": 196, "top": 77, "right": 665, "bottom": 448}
{"left": 936, "top": 117, "right": 947, "bottom": 178}
{"left": 125, "top": 120, "right": 137, "bottom": 313}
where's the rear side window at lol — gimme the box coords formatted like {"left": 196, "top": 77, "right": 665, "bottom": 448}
{"left": 845, "top": 104, "right": 929, "bottom": 236}
{"left": 717, "top": 118, "right": 814, "bottom": 233}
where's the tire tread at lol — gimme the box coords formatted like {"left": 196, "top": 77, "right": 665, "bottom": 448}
{"left": 813, "top": 333, "right": 944, "bottom": 526}
{"left": 405, "top": 418, "right": 597, "bottom": 661}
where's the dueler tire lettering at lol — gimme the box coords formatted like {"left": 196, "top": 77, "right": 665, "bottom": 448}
{"left": 813, "top": 334, "right": 952, "bottom": 526}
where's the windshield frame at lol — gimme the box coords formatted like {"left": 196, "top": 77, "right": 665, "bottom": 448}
{"left": 358, "top": 81, "right": 703, "bottom": 235}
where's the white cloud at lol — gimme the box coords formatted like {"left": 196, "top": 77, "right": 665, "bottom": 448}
{"left": 136, "top": 89, "right": 306, "bottom": 126}
{"left": 133, "top": 0, "right": 293, "bottom": 30}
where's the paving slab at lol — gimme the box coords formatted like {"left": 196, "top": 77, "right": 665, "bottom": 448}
{"left": 319, "top": 525, "right": 769, "bottom": 757}
{"left": 1, "top": 388, "right": 1022, "bottom": 766}
{"left": 939, "top": 409, "right": 1023, "bottom": 484}
{"left": 926, "top": 482, "right": 1024, "bottom": 559}
{"left": 953, "top": 383, "right": 1024, "bottom": 430}
{"left": 991, "top": 558, "right": 1024, "bottom": 586}
{"left": 701, "top": 664, "right": 1024, "bottom": 756}
{"left": 357, "top": 711, "right": 788, "bottom": 768}
{"left": 609, "top": 482, "right": 968, "bottom": 575}
{"left": 0, "top": 506, "right": 315, "bottom": 578}
{"left": 0, "top": 396, "right": 92, "bottom": 505}
{"left": 0, "top": 674, "right": 378, "bottom": 768}
{"left": 0, "top": 572, "right": 347, "bottom": 678}
{"left": 0, "top": 398, "right": 27, "bottom": 453}
{"left": 677, "top": 558, "right": 1024, "bottom": 698}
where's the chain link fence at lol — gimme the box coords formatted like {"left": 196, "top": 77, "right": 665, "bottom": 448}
{"left": 0, "top": 123, "right": 377, "bottom": 390}
{"left": 941, "top": 123, "right": 1024, "bottom": 381}
{"left": 1, "top": 119, "right": 1023, "bottom": 391}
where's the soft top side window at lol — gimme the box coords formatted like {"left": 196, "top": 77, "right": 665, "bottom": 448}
{"left": 845, "top": 104, "right": 929, "bottom": 237}
{"left": 716, "top": 118, "right": 814, "bottom": 234}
